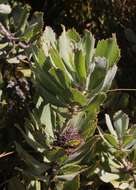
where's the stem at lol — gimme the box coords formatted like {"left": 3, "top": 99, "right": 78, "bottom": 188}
{"left": 107, "top": 88, "right": 136, "bottom": 93}
{"left": 132, "top": 174, "right": 136, "bottom": 186}
{"left": 0, "top": 22, "right": 30, "bottom": 49}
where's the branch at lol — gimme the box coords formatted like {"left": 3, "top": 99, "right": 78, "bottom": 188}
{"left": 0, "top": 22, "right": 30, "bottom": 49}
{"left": 107, "top": 88, "right": 136, "bottom": 93}
{"left": 0, "top": 151, "right": 13, "bottom": 158}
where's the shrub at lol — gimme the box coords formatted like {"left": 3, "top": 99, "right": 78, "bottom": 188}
{"left": 14, "top": 27, "right": 121, "bottom": 189}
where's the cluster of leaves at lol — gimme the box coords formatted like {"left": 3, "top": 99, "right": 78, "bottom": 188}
{"left": 0, "top": 0, "right": 43, "bottom": 128}
{"left": 21, "top": 0, "right": 136, "bottom": 123}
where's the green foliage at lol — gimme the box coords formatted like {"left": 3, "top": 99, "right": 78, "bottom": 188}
{"left": 11, "top": 27, "right": 121, "bottom": 190}
{"left": 98, "top": 111, "right": 136, "bottom": 189}
{"left": 0, "top": 1, "right": 43, "bottom": 188}
{"left": 33, "top": 27, "right": 120, "bottom": 108}
{"left": 25, "top": 0, "right": 136, "bottom": 123}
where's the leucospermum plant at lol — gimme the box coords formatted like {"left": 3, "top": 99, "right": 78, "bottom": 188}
{"left": 13, "top": 27, "right": 122, "bottom": 190}
{"left": 1, "top": 1, "right": 136, "bottom": 190}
